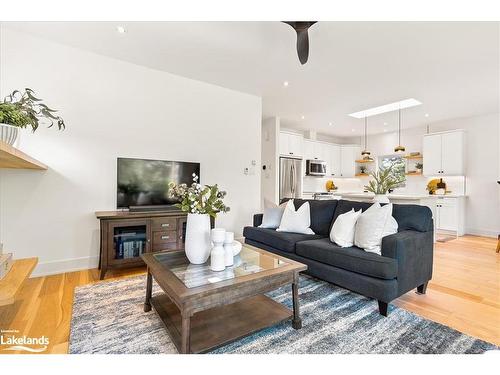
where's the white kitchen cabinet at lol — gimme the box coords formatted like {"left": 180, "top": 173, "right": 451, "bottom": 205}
{"left": 328, "top": 144, "right": 341, "bottom": 177}
{"left": 435, "top": 196, "right": 465, "bottom": 235}
{"left": 304, "top": 140, "right": 328, "bottom": 160}
{"left": 279, "top": 132, "right": 303, "bottom": 157}
{"left": 423, "top": 130, "right": 465, "bottom": 176}
{"left": 339, "top": 145, "right": 358, "bottom": 177}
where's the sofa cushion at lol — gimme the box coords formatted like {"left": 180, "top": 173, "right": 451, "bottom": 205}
{"left": 243, "top": 226, "right": 325, "bottom": 253}
{"left": 280, "top": 199, "right": 338, "bottom": 236}
{"left": 332, "top": 199, "right": 433, "bottom": 233}
{"left": 296, "top": 238, "right": 398, "bottom": 280}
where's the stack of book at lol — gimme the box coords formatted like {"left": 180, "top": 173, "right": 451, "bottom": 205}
{"left": 115, "top": 234, "right": 146, "bottom": 259}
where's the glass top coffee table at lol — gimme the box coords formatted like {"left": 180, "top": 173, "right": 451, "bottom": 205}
{"left": 141, "top": 244, "right": 307, "bottom": 354}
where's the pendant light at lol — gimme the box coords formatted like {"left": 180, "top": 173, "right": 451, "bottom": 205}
{"left": 394, "top": 107, "right": 406, "bottom": 153}
{"left": 361, "top": 116, "right": 373, "bottom": 160}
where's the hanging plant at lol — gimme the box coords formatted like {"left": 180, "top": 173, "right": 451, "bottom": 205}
{"left": 0, "top": 88, "right": 66, "bottom": 132}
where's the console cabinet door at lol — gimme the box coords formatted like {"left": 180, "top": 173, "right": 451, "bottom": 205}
{"left": 107, "top": 219, "right": 150, "bottom": 265}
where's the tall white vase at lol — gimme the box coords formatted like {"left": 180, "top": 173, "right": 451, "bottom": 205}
{"left": 185, "top": 213, "right": 211, "bottom": 264}
{"left": 373, "top": 194, "right": 390, "bottom": 204}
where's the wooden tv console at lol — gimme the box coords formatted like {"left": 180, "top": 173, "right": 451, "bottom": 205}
{"left": 95, "top": 210, "right": 188, "bottom": 280}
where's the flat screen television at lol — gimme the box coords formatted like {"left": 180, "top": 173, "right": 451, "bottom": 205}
{"left": 117, "top": 157, "right": 200, "bottom": 210}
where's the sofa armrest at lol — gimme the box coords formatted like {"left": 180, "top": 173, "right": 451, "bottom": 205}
{"left": 253, "top": 214, "right": 263, "bottom": 227}
{"left": 381, "top": 229, "right": 434, "bottom": 295}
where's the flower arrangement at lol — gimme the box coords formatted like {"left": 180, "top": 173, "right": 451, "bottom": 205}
{"left": 168, "top": 174, "right": 230, "bottom": 218}
{"left": 364, "top": 165, "right": 405, "bottom": 194}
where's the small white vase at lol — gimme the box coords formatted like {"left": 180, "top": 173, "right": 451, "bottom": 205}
{"left": 224, "top": 232, "right": 234, "bottom": 267}
{"left": 210, "top": 228, "right": 226, "bottom": 272}
{"left": 373, "top": 194, "right": 390, "bottom": 204}
{"left": 0, "top": 124, "right": 19, "bottom": 145}
{"left": 185, "top": 213, "right": 211, "bottom": 264}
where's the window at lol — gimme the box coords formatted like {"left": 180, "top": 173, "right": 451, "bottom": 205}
{"left": 379, "top": 155, "right": 406, "bottom": 188}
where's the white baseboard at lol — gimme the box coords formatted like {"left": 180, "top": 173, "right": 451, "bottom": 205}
{"left": 31, "top": 256, "right": 99, "bottom": 277}
{"left": 465, "top": 228, "right": 498, "bottom": 238}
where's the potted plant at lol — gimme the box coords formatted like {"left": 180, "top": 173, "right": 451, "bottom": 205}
{"left": 364, "top": 165, "right": 405, "bottom": 203}
{"left": 168, "top": 174, "right": 230, "bottom": 264}
{"left": 0, "top": 88, "right": 66, "bottom": 145}
{"left": 415, "top": 162, "right": 423, "bottom": 173}
{"left": 359, "top": 165, "right": 367, "bottom": 175}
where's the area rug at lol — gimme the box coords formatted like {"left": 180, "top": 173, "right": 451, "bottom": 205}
{"left": 69, "top": 275, "right": 497, "bottom": 354}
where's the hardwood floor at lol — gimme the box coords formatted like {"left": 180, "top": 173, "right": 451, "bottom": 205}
{"left": 0, "top": 235, "right": 498, "bottom": 354}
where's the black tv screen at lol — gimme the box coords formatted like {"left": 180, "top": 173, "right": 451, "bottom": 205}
{"left": 117, "top": 158, "right": 200, "bottom": 209}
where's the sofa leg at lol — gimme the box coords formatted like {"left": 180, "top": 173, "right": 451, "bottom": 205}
{"left": 378, "top": 300, "right": 389, "bottom": 317}
{"left": 416, "top": 282, "right": 429, "bottom": 295}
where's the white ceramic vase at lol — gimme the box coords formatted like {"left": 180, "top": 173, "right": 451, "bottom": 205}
{"left": 373, "top": 194, "right": 390, "bottom": 204}
{"left": 0, "top": 124, "right": 19, "bottom": 145}
{"left": 185, "top": 213, "right": 211, "bottom": 264}
{"left": 210, "top": 228, "right": 226, "bottom": 271}
{"left": 224, "top": 232, "right": 234, "bottom": 267}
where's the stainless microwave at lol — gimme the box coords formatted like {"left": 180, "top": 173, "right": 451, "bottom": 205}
{"left": 306, "top": 159, "right": 327, "bottom": 176}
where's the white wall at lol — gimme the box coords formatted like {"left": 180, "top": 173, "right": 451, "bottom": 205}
{"left": 261, "top": 117, "right": 279, "bottom": 206}
{"left": 0, "top": 28, "right": 262, "bottom": 276}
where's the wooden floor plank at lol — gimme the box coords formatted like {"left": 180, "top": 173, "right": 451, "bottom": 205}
{"left": 0, "top": 235, "right": 498, "bottom": 354}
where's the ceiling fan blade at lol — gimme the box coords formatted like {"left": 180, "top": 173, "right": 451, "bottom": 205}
{"left": 296, "top": 29, "right": 310, "bottom": 65}
{"left": 283, "top": 21, "right": 317, "bottom": 65}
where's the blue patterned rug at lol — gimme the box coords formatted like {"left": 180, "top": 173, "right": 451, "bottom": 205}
{"left": 69, "top": 275, "right": 497, "bottom": 354}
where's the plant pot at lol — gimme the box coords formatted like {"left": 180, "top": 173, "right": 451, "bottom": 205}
{"left": 373, "top": 194, "right": 390, "bottom": 204}
{"left": 185, "top": 213, "right": 211, "bottom": 264}
{"left": 0, "top": 123, "right": 19, "bottom": 145}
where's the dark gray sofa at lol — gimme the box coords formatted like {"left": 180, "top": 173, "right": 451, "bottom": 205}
{"left": 243, "top": 199, "right": 434, "bottom": 316}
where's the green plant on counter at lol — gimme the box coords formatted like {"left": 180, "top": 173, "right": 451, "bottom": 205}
{"left": 364, "top": 165, "right": 406, "bottom": 194}
{"left": 168, "top": 174, "right": 230, "bottom": 218}
{"left": 415, "top": 162, "right": 423, "bottom": 170}
{"left": 0, "top": 88, "right": 66, "bottom": 132}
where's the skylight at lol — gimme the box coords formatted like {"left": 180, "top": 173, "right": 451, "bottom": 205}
{"left": 348, "top": 98, "right": 422, "bottom": 118}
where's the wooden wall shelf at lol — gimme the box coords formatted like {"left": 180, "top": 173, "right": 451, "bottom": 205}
{"left": 406, "top": 171, "right": 423, "bottom": 176}
{"left": 404, "top": 155, "right": 423, "bottom": 160}
{"left": 355, "top": 159, "right": 374, "bottom": 163}
{"left": 355, "top": 173, "right": 370, "bottom": 177}
{"left": 0, "top": 140, "right": 47, "bottom": 170}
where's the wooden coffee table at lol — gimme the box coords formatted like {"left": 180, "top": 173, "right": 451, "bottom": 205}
{"left": 141, "top": 244, "right": 307, "bottom": 354}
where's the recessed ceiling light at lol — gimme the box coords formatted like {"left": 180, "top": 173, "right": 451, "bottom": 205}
{"left": 301, "top": 115, "right": 305, "bottom": 120}
{"left": 283, "top": 81, "right": 289, "bottom": 87}
{"left": 116, "top": 26, "right": 126, "bottom": 34}
{"left": 348, "top": 98, "right": 422, "bottom": 119}
{"left": 425, "top": 113, "right": 429, "bottom": 117}
{"left": 351, "top": 129, "right": 355, "bottom": 132}
{"left": 329, "top": 122, "right": 333, "bottom": 126}
{"left": 383, "top": 122, "right": 387, "bottom": 126}
{"left": 383, "top": 129, "right": 388, "bottom": 132}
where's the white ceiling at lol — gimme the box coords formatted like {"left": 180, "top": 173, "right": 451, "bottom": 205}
{"left": 4, "top": 21, "right": 499, "bottom": 137}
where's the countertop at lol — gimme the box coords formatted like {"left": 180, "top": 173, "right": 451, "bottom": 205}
{"left": 302, "top": 191, "right": 466, "bottom": 199}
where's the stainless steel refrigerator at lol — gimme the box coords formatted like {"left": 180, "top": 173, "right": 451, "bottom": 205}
{"left": 279, "top": 157, "right": 303, "bottom": 200}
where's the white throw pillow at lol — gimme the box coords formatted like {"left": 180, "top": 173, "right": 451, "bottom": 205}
{"left": 259, "top": 201, "right": 286, "bottom": 229}
{"left": 330, "top": 208, "right": 362, "bottom": 247}
{"left": 354, "top": 203, "right": 393, "bottom": 254}
{"left": 276, "top": 200, "right": 315, "bottom": 235}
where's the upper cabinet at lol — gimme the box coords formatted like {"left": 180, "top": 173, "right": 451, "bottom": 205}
{"left": 423, "top": 130, "right": 465, "bottom": 176}
{"left": 279, "top": 132, "right": 303, "bottom": 157}
{"left": 303, "top": 139, "right": 328, "bottom": 161}
{"left": 339, "top": 145, "right": 359, "bottom": 178}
